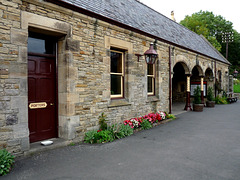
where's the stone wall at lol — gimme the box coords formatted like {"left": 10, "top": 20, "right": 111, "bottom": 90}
{"left": 0, "top": 0, "right": 29, "bottom": 155}
{"left": 0, "top": 0, "right": 229, "bottom": 155}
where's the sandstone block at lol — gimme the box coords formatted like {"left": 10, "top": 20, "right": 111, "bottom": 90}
{"left": 6, "top": 114, "right": 18, "bottom": 125}
{"left": 1, "top": 1, "right": 18, "bottom": 8}
{"left": 18, "top": 46, "right": 27, "bottom": 63}
{"left": 7, "top": 139, "right": 20, "bottom": 147}
{"left": 11, "top": 96, "right": 27, "bottom": 123}
{"left": 11, "top": 28, "right": 27, "bottom": 45}
{"left": 5, "top": 89, "right": 19, "bottom": 96}
{"left": 13, "top": 123, "right": 29, "bottom": 139}
{"left": 66, "top": 38, "right": 80, "bottom": 52}
{"left": 20, "top": 137, "right": 29, "bottom": 151}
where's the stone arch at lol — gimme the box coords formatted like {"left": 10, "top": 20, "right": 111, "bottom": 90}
{"left": 173, "top": 61, "right": 190, "bottom": 75}
{"left": 204, "top": 67, "right": 214, "bottom": 82}
{"left": 191, "top": 65, "right": 204, "bottom": 77}
{"left": 204, "top": 67, "right": 214, "bottom": 95}
{"left": 174, "top": 55, "right": 191, "bottom": 74}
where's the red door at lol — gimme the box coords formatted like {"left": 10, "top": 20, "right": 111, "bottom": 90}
{"left": 28, "top": 55, "right": 57, "bottom": 143}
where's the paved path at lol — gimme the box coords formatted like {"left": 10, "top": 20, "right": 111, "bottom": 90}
{"left": 3, "top": 102, "right": 240, "bottom": 180}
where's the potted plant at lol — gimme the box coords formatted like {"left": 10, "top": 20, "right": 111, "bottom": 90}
{"left": 193, "top": 86, "right": 204, "bottom": 112}
{"left": 206, "top": 87, "right": 215, "bottom": 107}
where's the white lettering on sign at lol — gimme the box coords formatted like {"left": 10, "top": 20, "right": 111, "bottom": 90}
{"left": 29, "top": 102, "right": 47, "bottom": 109}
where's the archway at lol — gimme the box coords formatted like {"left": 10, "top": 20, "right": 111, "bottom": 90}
{"left": 204, "top": 68, "right": 214, "bottom": 90}
{"left": 191, "top": 65, "right": 203, "bottom": 81}
{"left": 172, "top": 62, "right": 190, "bottom": 102}
{"left": 172, "top": 62, "right": 190, "bottom": 113}
{"left": 190, "top": 65, "right": 205, "bottom": 104}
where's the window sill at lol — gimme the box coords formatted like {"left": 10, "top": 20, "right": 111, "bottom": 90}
{"left": 108, "top": 99, "right": 131, "bottom": 108}
{"left": 147, "top": 96, "right": 160, "bottom": 102}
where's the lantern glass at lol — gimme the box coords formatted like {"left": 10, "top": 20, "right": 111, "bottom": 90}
{"left": 145, "top": 55, "right": 150, "bottom": 64}
{"left": 145, "top": 54, "right": 157, "bottom": 64}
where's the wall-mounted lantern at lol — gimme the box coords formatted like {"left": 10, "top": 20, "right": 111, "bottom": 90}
{"left": 135, "top": 43, "right": 158, "bottom": 64}
{"left": 233, "top": 69, "right": 238, "bottom": 78}
{"left": 144, "top": 43, "right": 158, "bottom": 64}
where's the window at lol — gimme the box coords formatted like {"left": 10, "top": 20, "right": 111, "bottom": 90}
{"left": 28, "top": 32, "right": 56, "bottom": 55}
{"left": 147, "top": 64, "right": 155, "bottom": 95}
{"left": 218, "top": 71, "right": 222, "bottom": 83}
{"left": 111, "top": 50, "right": 124, "bottom": 98}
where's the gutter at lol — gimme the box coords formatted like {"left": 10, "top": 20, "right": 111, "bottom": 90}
{"left": 45, "top": 0, "right": 230, "bottom": 65}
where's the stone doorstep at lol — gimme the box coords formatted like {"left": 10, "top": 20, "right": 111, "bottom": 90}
{"left": 22, "top": 138, "right": 72, "bottom": 158}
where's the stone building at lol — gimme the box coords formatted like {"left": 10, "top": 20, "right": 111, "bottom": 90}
{"left": 0, "top": 0, "right": 230, "bottom": 155}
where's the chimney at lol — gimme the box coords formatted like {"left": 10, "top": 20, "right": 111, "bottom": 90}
{"left": 171, "top": 11, "right": 176, "bottom": 21}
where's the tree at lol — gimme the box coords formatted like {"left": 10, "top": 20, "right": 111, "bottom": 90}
{"left": 180, "top": 10, "right": 240, "bottom": 73}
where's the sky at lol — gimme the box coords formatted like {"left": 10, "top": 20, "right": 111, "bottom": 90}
{"left": 140, "top": 0, "right": 240, "bottom": 32}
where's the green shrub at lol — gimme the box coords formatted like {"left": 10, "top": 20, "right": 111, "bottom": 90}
{"left": 193, "top": 86, "right": 201, "bottom": 104}
{"left": 0, "top": 149, "right": 15, "bottom": 176}
{"left": 215, "top": 95, "right": 228, "bottom": 104}
{"left": 98, "top": 112, "right": 108, "bottom": 130}
{"left": 115, "top": 130, "right": 125, "bottom": 139}
{"left": 119, "top": 124, "right": 133, "bottom": 137}
{"left": 207, "top": 87, "right": 214, "bottom": 101}
{"left": 167, "top": 114, "right": 176, "bottom": 120}
{"left": 234, "top": 84, "right": 240, "bottom": 93}
{"left": 95, "top": 130, "right": 114, "bottom": 143}
{"left": 84, "top": 130, "right": 98, "bottom": 144}
{"left": 107, "top": 123, "right": 117, "bottom": 137}
{"left": 141, "top": 119, "right": 152, "bottom": 130}
{"left": 107, "top": 124, "right": 125, "bottom": 139}
{"left": 164, "top": 111, "right": 176, "bottom": 120}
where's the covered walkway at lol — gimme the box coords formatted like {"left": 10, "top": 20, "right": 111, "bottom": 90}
{"left": 172, "top": 102, "right": 188, "bottom": 115}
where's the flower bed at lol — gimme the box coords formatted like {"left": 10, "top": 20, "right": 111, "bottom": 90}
{"left": 84, "top": 111, "right": 176, "bottom": 144}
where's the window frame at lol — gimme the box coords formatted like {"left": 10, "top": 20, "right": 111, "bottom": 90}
{"left": 110, "top": 49, "right": 125, "bottom": 99}
{"left": 147, "top": 63, "right": 155, "bottom": 96}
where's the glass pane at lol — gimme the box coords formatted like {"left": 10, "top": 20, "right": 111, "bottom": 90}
{"left": 147, "top": 64, "right": 153, "bottom": 75}
{"left": 111, "top": 74, "right": 122, "bottom": 95}
{"left": 28, "top": 36, "right": 56, "bottom": 55}
{"left": 148, "top": 77, "right": 153, "bottom": 93}
{"left": 111, "top": 51, "right": 122, "bottom": 73}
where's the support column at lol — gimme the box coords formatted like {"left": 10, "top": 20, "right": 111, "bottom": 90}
{"left": 201, "top": 76, "right": 204, "bottom": 104}
{"left": 184, "top": 75, "right": 192, "bottom": 111}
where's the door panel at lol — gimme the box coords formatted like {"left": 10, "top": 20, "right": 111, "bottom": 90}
{"left": 28, "top": 55, "right": 57, "bottom": 143}
{"left": 39, "top": 78, "right": 52, "bottom": 101}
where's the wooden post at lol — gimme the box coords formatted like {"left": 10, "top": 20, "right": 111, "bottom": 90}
{"left": 201, "top": 76, "right": 204, "bottom": 104}
{"left": 184, "top": 75, "right": 192, "bottom": 111}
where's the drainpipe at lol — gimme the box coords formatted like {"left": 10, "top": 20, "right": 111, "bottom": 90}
{"left": 169, "top": 46, "right": 172, "bottom": 114}
{"left": 214, "top": 60, "right": 217, "bottom": 98}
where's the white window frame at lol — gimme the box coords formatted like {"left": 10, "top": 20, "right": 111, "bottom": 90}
{"left": 147, "top": 63, "right": 155, "bottom": 96}
{"left": 110, "top": 50, "right": 124, "bottom": 98}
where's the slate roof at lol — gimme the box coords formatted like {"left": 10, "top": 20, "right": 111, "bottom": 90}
{"left": 54, "top": 0, "right": 230, "bottom": 64}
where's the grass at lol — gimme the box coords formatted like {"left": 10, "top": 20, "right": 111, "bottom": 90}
{"left": 234, "top": 84, "right": 240, "bottom": 93}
